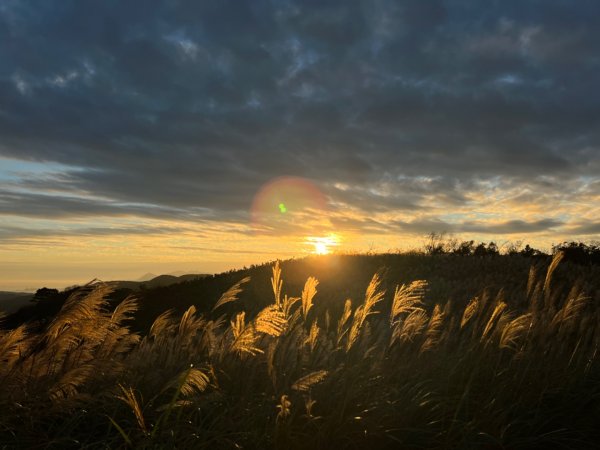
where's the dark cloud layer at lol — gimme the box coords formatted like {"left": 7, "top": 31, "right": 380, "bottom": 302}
{"left": 1, "top": 0, "right": 599, "bottom": 235}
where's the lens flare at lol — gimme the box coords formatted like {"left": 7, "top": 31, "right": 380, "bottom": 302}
{"left": 251, "top": 176, "right": 327, "bottom": 232}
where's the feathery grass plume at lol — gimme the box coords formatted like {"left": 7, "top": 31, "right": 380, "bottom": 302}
{"left": 116, "top": 384, "right": 147, "bottom": 434}
{"left": 49, "top": 362, "right": 97, "bottom": 401}
{"left": 565, "top": 282, "right": 583, "bottom": 307}
{"left": 336, "top": 299, "right": 353, "bottom": 346}
{"left": 364, "top": 274, "right": 386, "bottom": 310}
{"left": 110, "top": 296, "right": 138, "bottom": 325}
{"left": 391, "top": 309, "right": 429, "bottom": 346}
{"left": 149, "top": 309, "right": 177, "bottom": 340}
{"left": 390, "top": 280, "right": 427, "bottom": 324}
{"left": 527, "top": 265, "right": 538, "bottom": 299}
{"left": 230, "top": 311, "right": 262, "bottom": 355}
{"left": 304, "top": 320, "right": 320, "bottom": 352}
{"left": 461, "top": 296, "right": 479, "bottom": 329}
{"left": 282, "top": 295, "right": 300, "bottom": 319}
{"left": 500, "top": 313, "right": 532, "bottom": 350}
{"left": 481, "top": 301, "right": 508, "bottom": 342}
{"left": 304, "top": 398, "right": 317, "bottom": 418}
{"left": 530, "top": 281, "right": 544, "bottom": 312}
{"left": 276, "top": 394, "right": 292, "bottom": 423}
{"left": 0, "top": 324, "right": 28, "bottom": 367}
{"left": 46, "top": 284, "right": 112, "bottom": 341}
{"left": 544, "top": 251, "right": 564, "bottom": 295}
{"left": 301, "top": 277, "right": 319, "bottom": 321}
{"left": 271, "top": 260, "right": 283, "bottom": 309}
{"left": 420, "top": 304, "right": 444, "bottom": 352}
{"left": 442, "top": 300, "right": 454, "bottom": 319}
{"left": 38, "top": 287, "right": 120, "bottom": 373}
{"left": 254, "top": 305, "right": 287, "bottom": 337}
{"left": 212, "top": 276, "right": 251, "bottom": 312}
{"left": 346, "top": 309, "right": 365, "bottom": 352}
{"left": 289, "top": 306, "right": 304, "bottom": 331}
{"left": 473, "top": 290, "right": 491, "bottom": 328}
{"left": 291, "top": 370, "right": 329, "bottom": 392}
{"left": 97, "top": 326, "right": 140, "bottom": 359}
{"left": 231, "top": 311, "right": 246, "bottom": 339}
{"left": 153, "top": 366, "right": 205, "bottom": 435}
{"left": 165, "top": 367, "right": 210, "bottom": 397}
{"left": 199, "top": 317, "right": 226, "bottom": 356}
{"left": 551, "top": 293, "right": 589, "bottom": 328}
{"left": 346, "top": 274, "right": 385, "bottom": 352}
{"left": 154, "top": 399, "right": 194, "bottom": 412}
{"left": 177, "top": 305, "right": 207, "bottom": 345}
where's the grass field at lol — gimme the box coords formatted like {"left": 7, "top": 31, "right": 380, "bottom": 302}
{"left": 1, "top": 252, "right": 599, "bottom": 449}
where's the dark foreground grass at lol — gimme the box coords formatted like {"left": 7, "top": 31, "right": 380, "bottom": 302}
{"left": 1, "top": 252, "right": 599, "bottom": 449}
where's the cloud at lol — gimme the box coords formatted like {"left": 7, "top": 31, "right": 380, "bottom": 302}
{"left": 568, "top": 222, "right": 600, "bottom": 236}
{"left": 462, "top": 219, "right": 563, "bottom": 234}
{"left": 0, "top": 0, "right": 598, "bottom": 242}
{"left": 0, "top": 223, "right": 191, "bottom": 241}
{"left": 0, "top": 188, "right": 208, "bottom": 221}
{"left": 394, "top": 218, "right": 563, "bottom": 235}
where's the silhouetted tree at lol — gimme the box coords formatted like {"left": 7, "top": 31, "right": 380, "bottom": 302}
{"left": 32, "top": 287, "right": 59, "bottom": 303}
{"left": 506, "top": 241, "right": 523, "bottom": 256}
{"left": 553, "top": 241, "right": 600, "bottom": 266}
{"left": 453, "top": 240, "right": 475, "bottom": 256}
{"left": 424, "top": 232, "right": 447, "bottom": 255}
{"left": 473, "top": 243, "right": 488, "bottom": 256}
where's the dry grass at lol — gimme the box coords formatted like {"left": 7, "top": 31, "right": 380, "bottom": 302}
{"left": 0, "top": 254, "right": 599, "bottom": 449}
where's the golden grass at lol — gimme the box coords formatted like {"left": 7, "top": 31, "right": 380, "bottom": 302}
{"left": 0, "top": 254, "right": 598, "bottom": 449}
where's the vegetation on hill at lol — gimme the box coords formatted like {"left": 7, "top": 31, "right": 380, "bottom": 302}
{"left": 107, "top": 273, "right": 209, "bottom": 291}
{"left": 1, "top": 250, "right": 599, "bottom": 448}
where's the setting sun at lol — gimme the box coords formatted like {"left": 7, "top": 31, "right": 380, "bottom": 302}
{"left": 314, "top": 241, "right": 329, "bottom": 255}
{"left": 307, "top": 235, "right": 340, "bottom": 255}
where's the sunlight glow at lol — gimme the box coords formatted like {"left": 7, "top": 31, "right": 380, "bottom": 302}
{"left": 306, "top": 235, "right": 340, "bottom": 255}
{"left": 314, "top": 241, "right": 329, "bottom": 255}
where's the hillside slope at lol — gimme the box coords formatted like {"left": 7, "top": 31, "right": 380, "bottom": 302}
{"left": 5, "top": 253, "right": 599, "bottom": 334}
{"left": 1, "top": 252, "right": 599, "bottom": 449}
{"left": 0, "top": 291, "right": 33, "bottom": 314}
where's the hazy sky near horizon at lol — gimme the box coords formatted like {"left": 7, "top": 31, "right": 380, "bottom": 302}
{"left": 1, "top": 0, "right": 599, "bottom": 290}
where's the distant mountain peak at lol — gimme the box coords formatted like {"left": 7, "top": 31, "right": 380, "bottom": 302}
{"left": 167, "top": 270, "right": 192, "bottom": 277}
{"left": 137, "top": 273, "right": 157, "bottom": 282}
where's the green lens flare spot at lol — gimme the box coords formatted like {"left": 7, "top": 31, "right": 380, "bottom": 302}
{"left": 278, "top": 203, "right": 287, "bottom": 213}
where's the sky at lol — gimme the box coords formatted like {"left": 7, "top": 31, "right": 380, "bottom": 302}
{"left": 1, "top": 0, "right": 599, "bottom": 290}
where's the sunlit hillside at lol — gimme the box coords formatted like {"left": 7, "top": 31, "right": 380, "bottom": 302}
{"left": 1, "top": 250, "right": 599, "bottom": 449}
